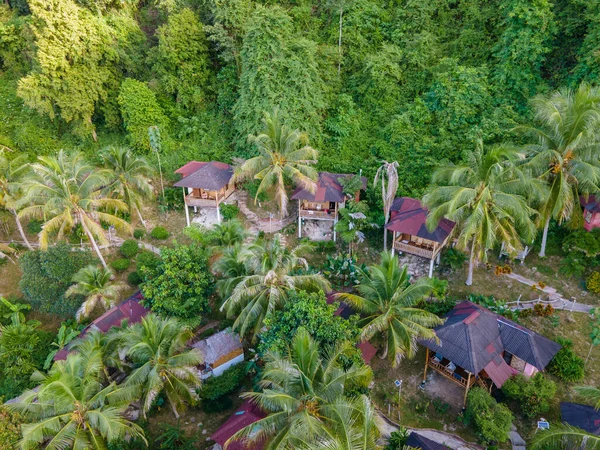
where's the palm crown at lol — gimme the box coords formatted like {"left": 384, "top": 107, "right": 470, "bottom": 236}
{"left": 236, "top": 109, "right": 319, "bottom": 217}
{"left": 0, "top": 149, "right": 33, "bottom": 249}
{"left": 219, "top": 235, "right": 331, "bottom": 338}
{"left": 231, "top": 328, "right": 377, "bottom": 449}
{"left": 424, "top": 141, "right": 540, "bottom": 285}
{"left": 337, "top": 252, "right": 443, "bottom": 366}
{"left": 19, "top": 150, "right": 132, "bottom": 268}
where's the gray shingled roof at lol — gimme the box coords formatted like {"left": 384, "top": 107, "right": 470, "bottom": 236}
{"left": 173, "top": 161, "right": 233, "bottom": 191}
{"left": 192, "top": 329, "right": 243, "bottom": 366}
{"left": 420, "top": 301, "right": 561, "bottom": 376}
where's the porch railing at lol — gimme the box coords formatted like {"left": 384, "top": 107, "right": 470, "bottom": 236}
{"left": 300, "top": 209, "right": 334, "bottom": 219}
{"left": 185, "top": 195, "right": 220, "bottom": 207}
{"left": 393, "top": 241, "right": 434, "bottom": 259}
{"left": 427, "top": 358, "right": 476, "bottom": 388}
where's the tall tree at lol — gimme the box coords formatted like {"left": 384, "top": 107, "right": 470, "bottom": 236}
{"left": 66, "top": 265, "right": 126, "bottom": 321}
{"left": 151, "top": 8, "right": 210, "bottom": 110}
{"left": 100, "top": 146, "right": 154, "bottom": 227}
{"left": 236, "top": 109, "right": 319, "bottom": 217}
{"left": 424, "top": 141, "right": 539, "bottom": 285}
{"left": 219, "top": 235, "right": 331, "bottom": 338}
{"left": 231, "top": 328, "right": 376, "bottom": 449}
{"left": 374, "top": 160, "right": 399, "bottom": 251}
{"left": 232, "top": 5, "right": 325, "bottom": 151}
{"left": 519, "top": 82, "right": 600, "bottom": 257}
{"left": 121, "top": 314, "right": 203, "bottom": 419}
{"left": 0, "top": 149, "right": 32, "bottom": 249}
{"left": 17, "top": 0, "right": 116, "bottom": 138}
{"left": 336, "top": 252, "right": 443, "bottom": 366}
{"left": 8, "top": 349, "right": 146, "bottom": 450}
{"left": 19, "top": 150, "right": 132, "bottom": 269}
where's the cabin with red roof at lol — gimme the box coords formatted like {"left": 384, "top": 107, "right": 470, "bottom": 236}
{"left": 386, "top": 197, "right": 456, "bottom": 277}
{"left": 291, "top": 172, "right": 366, "bottom": 241}
{"left": 420, "top": 301, "right": 561, "bottom": 406}
{"left": 210, "top": 400, "right": 266, "bottom": 450}
{"left": 581, "top": 195, "right": 600, "bottom": 231}
{"left": 174, "top": 161, "right": 236, "bottom": 226}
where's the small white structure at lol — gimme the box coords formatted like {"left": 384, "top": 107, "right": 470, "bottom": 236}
{"left": 192, "top": 329, "right": 244, "bottom": 379}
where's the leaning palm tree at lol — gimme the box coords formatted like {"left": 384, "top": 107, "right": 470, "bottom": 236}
{"left": 101, "top": 146, "right": 154, "bottom": 227}
{"left": 66, "top": 265, "right": 127, "bottom": 321}
{"left": 374, "top": 160, "right": 399, "bottom": 251}
{"left": 220, "top": 235, "right": 331, "bottom": 338}
{"left": 120, "top": 314, "right": 203, "bottom": 418}
{"left": 424, "top": 141, "right": 540, "bottom": 285}
{"left": 518, "top": 82, "right": 600, "bottom": 257}
{"left": 8, "top": 348, "right": 146, "bottom": 450}
{"left": 236, "top": 109, "right": 319, "bottom": 217}
{"left": 0, "top": 149, "right": 33, "bottom": 249}
{"left": 336, "top": 252, "right": 443, "bottom": 366}
{"left": 18, "top": 150, "right": 132, "bottom": 269}
{"left": 230, "top": 328, "right": 375, "bottom": 449}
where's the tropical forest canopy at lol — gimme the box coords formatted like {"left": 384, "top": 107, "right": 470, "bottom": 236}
{"left": 0, "top": 0, "right": 598, "bottom": 196}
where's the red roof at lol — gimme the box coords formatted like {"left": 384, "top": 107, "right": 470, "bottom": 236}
{"left": 291, "top": 172, "right": 366, "bottom": 203}
{"left": 484, "top": 358, "right": 518, "bottom": 388}
{"left": 357, "top": 341, "right": 378, "bottom": 364}
{"left": 175, "top": 161, "right": 207, "bottom": 178}
{"left": 210, "top": 400, "right": 266, "bottom": 450}
{"left": 54, "top": 293, "right": 149, "bottom": 361}
{"left": 386, "top": 197, "right": 455, "bottom": 243}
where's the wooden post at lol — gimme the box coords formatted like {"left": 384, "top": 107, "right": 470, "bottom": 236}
{"left": 391, "top": 231, "right": 396, "bottom": 256}
{"left": 463, "top": 372, "right": 472, "bottom": 407}
{"left": 215, "top": 191, "right": 221, "bottom": 223}
{"left": 183, "top": 188, "right": 190, "bottom": 227}
{"left": 298, "top": 202, "right": 302, "bottom": 238}
{"left": 423, "top": 348, "right": 430, "bottom": 381}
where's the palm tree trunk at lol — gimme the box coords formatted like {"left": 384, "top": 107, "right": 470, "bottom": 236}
{"left": 378, "top": 336, "right": 388, "bottom": 359}
{"left": 586, "top": 343, "right": 595, "bottom": 364}
{"left": 11, "top": 208, "right": 33, "bottom": 250}
{"left": 136, "top": 207, "right": 147, "bottom": 229}
{"left": 383, "top": 227, "right": 388, "bottom": 251}
{"left": 80, "top": 217, "right": 108, "bottom": 269}
{"left": 539, "top": 217, "right": 550, "bottom": 257}
{"left": 466, "top": 240, "right": 476, "bottom": 286}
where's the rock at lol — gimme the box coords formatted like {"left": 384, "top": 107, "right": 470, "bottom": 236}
{"left": 202, "top": 429, "right": 207, "bottom": 435}
{"left": 190, "top": 417, "right": 196, "bottom": 423}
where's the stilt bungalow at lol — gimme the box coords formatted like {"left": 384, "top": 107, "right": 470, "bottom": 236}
{"left": 387, "top": 197, "right": 455, "bottom": 278}
{"left": 292, "top": 172, "right": 366, "bottom": 241}
{"left": 420, "top": 301, "right": 561, "bottom": 407}
{"left": 174, "top": 161, "right": 235, "bottom": 226}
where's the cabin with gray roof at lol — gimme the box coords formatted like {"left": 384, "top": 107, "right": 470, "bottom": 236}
{"left": 191, "top": 328, "right": 244, "bottom": 379}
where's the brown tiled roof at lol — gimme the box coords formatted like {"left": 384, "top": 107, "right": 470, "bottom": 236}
{"left": 385, "top": 197, "right": 456, "bottom": 243}
{"left": 291, "top": 172, "right": 366, "bottom": 203}
{"left": 174, "top": 161, "right": 233, "bottom": 191}
{"left": 210, "top": 400, "right": 266, "bottom": 450}
{"left": 420, "top": 301, "right": 561, "bottom": 387}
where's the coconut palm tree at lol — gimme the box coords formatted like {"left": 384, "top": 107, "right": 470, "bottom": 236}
{"left": 0, "top": 149, "right": 33, "bottom": 249}
{"left": 8, "top": 348, "right": 146, "bottom": 450}
{"left": 374, "top": 160, "right": 399, "bottom": 251}
{"left": 101, "top": 146, "right": 154, "bottom": 228}
{"left": 236, "top": 109, "right": 319, "bottom": 217}
{"left": 518, "top": 83, "right": 600, "bottom": 257}
{"left": 120, "top": 314, "right": 203, "bottom": 418}
{"left": 186, "top": 219, "right": 249, "bottom": 249}
{"left": 18, "top": 150, "right": 132, "bottom": 269}
{"left": 66, "top": 265, "right": 127, "bottom": 322}
{"left": 423, "top": 140, "right": 540, "bottom": 285}
{"left": 230, "top": 328, "right": 375, "bottom": 449}
{"left": 336, "top": 252, "right": 443, "bottom": 366}
{"left": 220, "top": 235, "right": 331, "bottom": 338}
{"left": 529, "top": 424, "right": 600, "bottom": 449}
{"left": 213, "top": 243, "right": 253, "bottom": 298}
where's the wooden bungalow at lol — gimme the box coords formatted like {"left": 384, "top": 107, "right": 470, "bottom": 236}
{"left": 581, "top": 195, "right": 600, "bottom": 231}
{"left": 291, "top": 172, "right": 366, "bottom": 241}
{"left": 174, "top": 161, "right": 235, "bottom": 226}
{"left": 420, "top": 301, "right": 561, "bottom": 407}
{"left": 386, "top": 197, "right": 456, "bottom": 278}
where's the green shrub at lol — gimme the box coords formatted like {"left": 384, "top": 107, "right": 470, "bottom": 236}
{"left": 201, "top": 396, "right": 233, "bottom": 413}
{"left": 127, "top": 271, "right": 142, "bottom": 286}
{"left": 133, "top": 228, "right": 145, "bottom": 240}
{"left": 219, "top": 203, "right": 240, "bottom": 221}
{"left": 548, "top": 337, "right": 585, "bottom": 382}
{"left": 242, "top": 180, "right": 267, "bottom": 202}
{"left": 0, "top": 406, "right": 22, "bottom": 450}
{"left": 110, "top": 258, "right": 131, "bottom": 272}
{"left": 158, "top": 187, "right": 184, "bottom": 212}
{"left": 26, "top": 219, "right": 43, "bottom": 234}
{"left": 586, "top": 271, "right": 600, "bottom": 294}
{"left": 19, "top": 243, "right": 95, "bottom": 317}
{"left": 136, "top": 250, "right": 161, "bottom": 272}
{"left": 199, "top": 364, "right": 246, "bottom": 401}
{"left": 150, "top": 226, "right": 169, "bottom": 240}
{"left": 442, "top": 248, "right": 467, "bottom": 271}
{"left": 465, "top": 388, "right": 513, "bottom": 444}
{"left": 386, "top": 428, "right": 409, "bottom": 449}
{"left": 120, "top": 239, "right": 139, "bottom": 259}
{"left": 502, "top": 373, "right": 556, "bottom": 418}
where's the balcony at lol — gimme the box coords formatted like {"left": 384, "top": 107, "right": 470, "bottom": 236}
{"left": 185, "top": 195, "right": 221, "bottom": 207}
{"left": 427, "top": 357, "right": 477, "bottom": 389}
{"left": 393, "top": 240, "right": 435, "bottom": 259}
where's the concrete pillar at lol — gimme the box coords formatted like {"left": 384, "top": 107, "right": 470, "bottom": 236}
{"left": 429, "top": 258, "right": 434, "bottom": 278}
{"left": 436, "top": 252, "right": 441, "bottom": 265}
{"left": 298, "top": 203, "right": 302, "bottom": 238}
{"left": 391, "top": 231, "right": 396, "bottom": 256}
{"left": 183, "top": 188, "right": 190, "bottom": 227}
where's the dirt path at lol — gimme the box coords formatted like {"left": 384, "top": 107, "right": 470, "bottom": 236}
{"left": 376, "top": 411, "right": 484, "bottom": 450}
{"left": 237, "top": 191, "right": 297, "bottom": 234}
